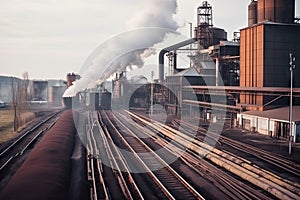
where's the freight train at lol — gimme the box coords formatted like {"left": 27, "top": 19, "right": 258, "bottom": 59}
{"left": 63, "top": 91, "right": 112, "bottom": 110}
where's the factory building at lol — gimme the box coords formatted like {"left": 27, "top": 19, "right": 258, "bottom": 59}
{"left": 239, "top": 0, "right": 300, "bottom": 111}
{"left": 109, "top": 1, "right": 300, "bottom": 141}
{"left": 237, "top": 0, "right": 300, "bottom": 141}
{"left": 0, "top": 76, "right": 22, "bottom": 106}
{"left": 161, "top": 0, "right": 300, "bottom": 141}
{"left": 238, "top": 106, "right": 300, "bottom": 141}
{"left": 0, "top": 75, "right": 67, "bottom": 108}
{"left": 208, "top": 41, "right": 240, "bottom": 86}
{"left": 161, "top": 1, "right": 240, "bottom": 121}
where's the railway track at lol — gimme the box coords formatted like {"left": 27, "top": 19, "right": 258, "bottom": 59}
{"left": 0, "top": 110, "right": 63, "bottom": 191}
{"left": 86, "top": 111, "right": 109, "bottom": 200}
{"left": 115, "top": 111, "right": 273, "bottom": 200}
{"left": 0, "top": 110, "right": 62, "bottom": 171}
{"left": 86, "top": 111, "right": 143, "bottom": 200}
{"left": 127, "top": 110, "right": 300, "bottom": 199}
{"left": 173, "top": 118, "right": 300, "bottom": 178}
{"left": 101, "top": 110, "right": 204, "bottom": 199}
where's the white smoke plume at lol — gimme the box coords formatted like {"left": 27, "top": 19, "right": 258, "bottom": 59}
{"left": 129, "top": 75, "right": 148, "bottom": 84}
{"left": 63, "top": 0, "right": 179, "bottom": 97}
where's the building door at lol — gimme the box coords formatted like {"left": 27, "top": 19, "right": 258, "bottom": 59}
{"left": 275, "top": 122, "right": 289, "bottom": 139}
{"left": 242, "top": 119, "right": 251, "bottom": 130}
{"left": 296, "top": 124, "right": 300, "bottom": 143}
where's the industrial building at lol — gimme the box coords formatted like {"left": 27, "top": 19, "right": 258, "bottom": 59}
{"left": 92, "top": 1, "right": 300, "bottom": 142}
{"left": 0, "top": 76, "right": 19, "bottom": 105}
{"left": 236, "top": 0, "right": 300, "bottom": 142}
{"left": 163, "top": 0, "right": 300, "bottom": 141}
{"left": 0, "top": 75, "right": 67, "bottom": 108}
{"left": 240, "top": 0, "right": 300, "bottom": 111}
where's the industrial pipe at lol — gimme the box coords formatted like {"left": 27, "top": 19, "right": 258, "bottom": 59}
{"left": 158, "top": 38, "right": 197, "bottom": 82}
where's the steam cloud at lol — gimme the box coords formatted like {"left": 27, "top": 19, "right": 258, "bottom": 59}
{"left": 63, "top": 0, "right": 179, "bottom": 97}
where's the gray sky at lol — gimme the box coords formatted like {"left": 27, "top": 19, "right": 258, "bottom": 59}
{"left": 0, "top": 0, "right": 299, "bottom": 80}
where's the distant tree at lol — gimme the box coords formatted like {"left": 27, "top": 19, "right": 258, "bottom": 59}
{"left": 10, "top": 72, "right": 30, "bottom": 132}
{"left": 10, "top": 77, "right": 21, "bottom": 131}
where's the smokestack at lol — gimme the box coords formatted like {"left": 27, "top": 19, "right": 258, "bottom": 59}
{"left": 66, "top": 73, "right": 79, "bottom": 88}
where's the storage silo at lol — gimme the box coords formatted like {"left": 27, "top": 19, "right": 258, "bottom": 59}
{"left": 49, "top": 86, "right": 66, "bottom": 107}
{"left": 211, "top": 27, "right": 227, "bottom": 44}
{"left": 274, "top": 0, "right": 295, "bottom": 23}
{"left": 257, "top": 0, "right": 295, "bottom": 24}
{"left": 248, "top": 0, "right": 258, "bottom": 26}
{"left": 257, "top": 0, "right": 265, "bottom": 23}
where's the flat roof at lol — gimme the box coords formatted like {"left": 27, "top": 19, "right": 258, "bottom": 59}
{"left": 242, "top": 106, "right": 300, "bottom": 122}
{"left": 240, "top": 21, "right": 300, "bottom": 31}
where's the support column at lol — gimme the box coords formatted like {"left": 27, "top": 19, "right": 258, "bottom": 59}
{"left": 216, "top": 58, "right": 220, "bottom": 86}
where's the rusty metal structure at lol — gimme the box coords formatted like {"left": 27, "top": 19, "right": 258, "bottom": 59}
{"left": 240, "top": 0, "right": 300, "bottom": 111}
{"left": 194, "top": 1, "right": 213, "bottom": 49}
{"left": 257, "top": 0, "right": 295, "bottom": 24}
{"left": 248, "top": 0, "right": 258, "bottom": 26}
{"left": 194, "top": 1, "right": 227, "bottom": 49}
{"left": 66, "top": 73, "right": 80, "bottom": 88}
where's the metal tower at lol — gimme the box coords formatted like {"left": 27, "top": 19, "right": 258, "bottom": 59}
{"left": 195, "top": 1, "right": 213, "bottom": 49}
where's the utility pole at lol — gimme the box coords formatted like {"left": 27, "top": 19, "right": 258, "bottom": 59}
{"left": 289, "top": 53, "right": 296, "bottom": 155}
{"left": 150, "top": 71, "right": 154, "bottom": 117}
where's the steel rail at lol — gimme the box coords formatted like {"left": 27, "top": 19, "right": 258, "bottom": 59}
{"left": 107, "top": 111, "right": 205, "bottom": 200}
{"left": 0, "top": 110, "right": 62, "bottom": 171}
{"left": 117, "top": 112, "right": 272, "bottom": 200}
{"left": 177, "top": 119, "right": 300, "bottom": 182}
{"left": 95, "top": 111, "right": 143, "bottom": 200}
{"left": 87, "top": 111, "right": 109, "bottom": 200}
{"left": 127, "top": 110, "right": 300, "bottom": 200}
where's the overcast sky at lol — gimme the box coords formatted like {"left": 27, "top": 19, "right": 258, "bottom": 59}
{"left": 0, "top": 0, "right": 299, "bottom": 80}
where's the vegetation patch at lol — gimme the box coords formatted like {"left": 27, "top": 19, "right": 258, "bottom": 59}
{"left": 0, "top": 110, "right": 35, "bottom": 143}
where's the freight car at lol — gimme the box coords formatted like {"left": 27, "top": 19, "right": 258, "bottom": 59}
{"left": 63, "top": 96, "right": 72, "bottom": 108}
{"left": 100, "top": 91, "right": 112, "bottom": 110}
{"left": 0, "top": 110, "right": 89, "bottom": 200}
{"left": 63, "top": 94, "right": 80, "bottom": 109}
{"left": 63, "top": 90, "right": 111, "bottom": 110}
{"left": 90, "top": 92, "right": 100, "bottom": 110}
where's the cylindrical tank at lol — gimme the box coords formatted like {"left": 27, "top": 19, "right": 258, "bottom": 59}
{"left": 248, "top": 1, "right": 258, "bottom": 26}
{"left": 274, "top": 0, "right": 295, "bottom": 23}
{"left": 210, "top": 27, "right": 227, "bottom": 45}
{"left": 49, "top": 86, "right": 66, "bottom": 107}
{"left": 257, "top": 0, "right": 295, "bottom": 24}
{"left": 264, "top": 0, "right": 274, "bottom": 22}
{"left": 257, "top": 0, "right": 265, "bottom": 23}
